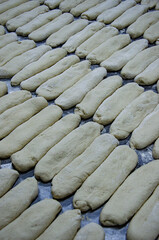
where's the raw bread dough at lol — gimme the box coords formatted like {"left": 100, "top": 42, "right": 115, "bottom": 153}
{"left": 11, "top": 48, "right": 66, "bottom": 86}
{"left": 135, "top": 58, "right": 159, "bottom": 85}
{"left": 110, "top": 91, "right": 159, "bottom": 140}
{"left": 0, "top": 0, "right": 27, "bottom": 14}
{"left": 74, "top": 223, "right": 105, "bottom": 240}
{"left": 101, "top": 39, "right": 148, "bottom": 71}
{"left": 127, "top": 11, "right": 159, "bottom": 38}
{"left": 0, "top": 33, "right": 17, "bottom": 48}
{"left": 81, "top": 0, "right": 121, "bottom": 20}
{"left": 16, "top": 10, "right": 62, "bottom": 36}
{"left": 121, "top": 45, "right": 159, "bottom": 79}
{"left": 6, "top": 5, "right": 49, "bottom": 31}
{"left": 45, "top": 0, "right": 63, "bottom": 9}
{"left": 29, "top": 13, "right": 74, "bottom": 42}
{"left": 153, "top": 138, "right": 159, "bottom": 159}
{"left": 144, "top": 21, "right": 159, "bottom": 43}
{"left": 36, "top": 60, "right": 91, "bottom": 100}
{"left": 11, "top": 114, "right": 80, "bottom": 172}
{"left": 59, "top": 0, "right": 85, "bottom": 12}
{"left": 0, "top": 0, "right": 40, "bottom": 25}
{"left": 0, "top": 25, "right": 5, "bottom": 35}
{"left": 55, "top": 67, "right": 106, "bottom": 110}
{"left": 0, "top": 104, "right": 64, "bottom": 158}
{"left": 127, "top": 185, "right": 159, "bottom": 240}
{"left": 75, "top": 75, "right": 122, "bottom": 119}
{"left": 100, "top": 160, "right": 159, "bottom": 226}
{"left": 37, "top": 209, "right": 81, "bottom": 240}
{"left": 0, "top": 81, "right": 7, "bottom": 97}
{"left": 0, "top": 90, "right": 31, "bottom": 114}
{"left": 21, "top": 55, "right": 80, "bottom": 91}
{"left": 62, "top": 22, "right": 104, "bottom": 53}
{"left": 46, "top": 19, "right": 88, "bottom": 47}
{"left": 0, "top": 45, "right": 51, "bottom": 78}
{"left": 141, "top": 0, "right": 158, "bottom": 8}
{"left": 93, "top": 83, "right": 144, "bottom": 125}
{"left": 87, "top": 34, "right": 131, "bottom": 64}
{"left": 0, "top": 40, "right": 36, "bottom": 67}
{"left": 97, "top": 0, "right": 136, "bottom": 24}
{"left": 0, "top": 168, "right": 19, "bottom": 197}
{"left": 111, "top": 4, "right": 148, "bottom": 30}
{"left": 35, "top": 122, "right": 103, "bottom": 182}
{"left": 156, "top": 1, "right": 159, "bottom": 9}
{"left": 0, "top": 177, "right": 38, "bottom": 230}
{"left": 52, "top": 134, "right": 119, "bottom": 199}
{"left": 158, "top": 80, "right": 159, "bottom": 93}
{"left": 0, "top": 199, "right": 62, "bottom": 240}
{"left": 73, "top": 145, "right": 138, "bottom": 212}
{"left": 75, "top": 26, "right": 118, "bottom": 58}
{"left": 0, "top": 97, "right": 49, "bottom": 139}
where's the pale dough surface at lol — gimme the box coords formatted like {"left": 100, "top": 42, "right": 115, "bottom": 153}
{"left": 153, "top": 138, "right": 159, "bottom": 159}
{"left": 52, "top": 134, "right": 119, "bottom": 199}
{"left": 100, "top": 161, "right": 159, "bottom": 226}
{"left": 37, "top": 209, "right": 81, "bottom": 240}
{"left": 0, "top": 25, "right": 5, "bottom": 35}
{"left": 0, "top": 32, "right": 17, "bottom": 48}
{"left": 127, "top": 185, "right": 159, "bottom": 240}
{"left": 74, "top": 223, "right": 105, "bottom": 240}
{"left": 55, "top": 67, "right": 106, "bottom": 110}
{"left": 35, "top": 122, "right": 103, "bottom": 182}
{"left": 59, "top": 0, "right": 85, "bottom": 12}
{"left": 144, "top": 21, "right": 159, "bottom": 43}
{"left": 93, "top": 83, "right": 144, "bottom": 125}
{"left": 0, "top": 81, "right": 7, "bottom": 97}
{"left": 158, "top": 80, "right": 159, "bottom": 93}
{"left": 141, "top": 0, "right": 158, "bottom": 8}
{"left": 0, "top": 168, "right": 19, "bottom": 198}
{"left": 0, "top": 177, "right": 38, "bottom": 230}
{"left": 45, "top": 0, "right": 63, "bottom": 9}
{"left": 0, "top": 0, "right": 27, "bottom": 14}
{"left": 75, "top": 75, "right": 122, "bottom": 119}
{"left": 11, "top": 114, "right": 80, "bottom": 172}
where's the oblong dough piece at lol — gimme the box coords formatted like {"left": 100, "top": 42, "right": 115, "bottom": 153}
{"left": 46, "top": 19, "right": 88, "bottom": 47}
{"left": 127, "top": 11, "right": 159, "bottom": 38}
{"left": 0, "top": 97, "right": 49, "bottom": 139}
{"left": 75, "top": 26, "right": 118, "bottom": 58}
{"left": 52, "top": 134, "right": 119, "bottom": 199}
{"left": 11, "top": 114, "right": 81, "bottom": 172}
{"left": 87, "top": 34, "right": 131, "bottom": 64}
{"left": 36, "top": 60, "right": 91, "bottom": 100}
{"left": 153, "top": 138, "right": 159, "bottom": 159}
{"left": 74, "top": 223, "right": 105, "bottom": 240}
{"left": 73, "top": 145, "right": 138, "bottom": 212}
{"left": 0, "top": 40, "right": 36, "bottom": 67}
{"left": 0, "top": 90, "right": 31, "bottom": 115}
{"left": 100, "top": 160, "right": 159, "bottom": 226}
{"left": 121, "top": 45, "right": 159, "bottom": 79}
{"left": 11, "top": 48, "right": 67, "bottom": 86}
{"left": 141, "top": 0, "right": 158, "bottom": 8}
{"left": 55, "top": 67, "right": 106, "bottom": 110}
{"left": 21, "top": 55, "right": 80, "bottom": 92}
{"left": 111, "top": 4, "right": 148, "bottom": 30}
{"left": 62, "top": 21, "right": 104, "bottom": 53}
{"left": 37, "top": 210, "right": 81, "bottom": 240}
{"left": 127, "top": 185, "right": 159, "bottom": 240}
{"left": 0, "top": 25, "right": 5, "bottom": 35}
{"left": 6, "top": 5, "right": 49, "bottom": 31}
{"left": 110, "top": 91, "right": 159, "bottom": 140}
{"left": 81, "top": 0, "right": 121, "bottom": 20}
{"left": 59, "top": 0, "right": 85, "bottom": 12}
{"left": 0, "top": 45, "right": 51, "bottom": 78}
{"left": 101, "top": 39, "right": 148, "bottom": 71}
{"left": 130, "top": 104, "right": 159, "bottom": 149}
{"left": 35, "top": 122, "right": 103, "bottom": 182}
{"left": 93, "top": 83, "right": 144, "bottom": 125}
{"left": 29, "top": 13, "right": 73, "bottom": 42}
{"left": 0, "top": 177, "right": 38, "bottom": 230}
{"left": 0, "top": 33, "right": 17, "bottom": 49}
{"left": 0, "top": 0, "right": 27, "bottom": 14}
{"left": 144, "top": 21, "right": 159, "bottom": 43}
{"left": 16, "top": 10, "right": 62, "bottom": 36}
{"left": 0, "top": 104, "right": 63, "bottom": 158}
{"left": 0, "top": 199, "right": 62, "bottom": 240}
{"left": 75, "top": 75, "right": 122, "bottom": 119}
{"left": 0, "top": 81, "right": 7, "bottom": 97}
{"left": 0, "top": 168, "right": 19, "bottom": 197}
{"left": 45, "top": 0, "right": 63, "bottom": 9}
{"left": 97, "top": 0, "right": 136, "bottom": 24}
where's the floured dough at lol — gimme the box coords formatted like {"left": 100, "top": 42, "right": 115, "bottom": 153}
{"left": 144, "top": 21, "right": 159, "bottom": 43}
{"left": 100, "top": 161, "right": 159, "bottom": 226}
{"left": 0, "top": 82, "right": 7, "bottom": 97}
{"left": 73, "top": 145, "right": 138, "bottom": 212}
{"left": 55, "top": 67, "right": 106, "bottom": 110}
{"left": 0, "top": 33, "right": 17, "bottom": 48}
{"left": 35, "top": 122, "right": 103, "bottom": 182}
{"left": 52, "top": 134, "right": 119, "bottom": 199}
{"left": 0, "top": 168, "right": 19, "bottom": 197}
{"left": 153, "top": 138, "right": 159, "bottom": 159}
{"left": 0, "top": 0, "right": 27, "bottom": 14}
{"left": 93, "top": 83, "right": 144, "bottom": 125}
{"left": 0, "top": 177, "right": 38, "bottom": 230}
{"left": 45, "top": 0, "right": 63, "bottom": 9}
{"left": 75, "top": 75, "right": 122, "bottom": 119}
{"left": 141, "top": 0, "right": 158, "bottom": 8}
{"left": 11, "top": 114, "right": 80, "bottom": 172}
{"left": 74, "top": 223, "right": 105, "bottom": 240}
{"left": 59, "top": 0, "right": 85, "bottom": 12}
{"left": 0, "top": 199, "right": 62, "bottom": 240}
{"left": 0, "top": 25, "right": 5, "bottom": 35}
